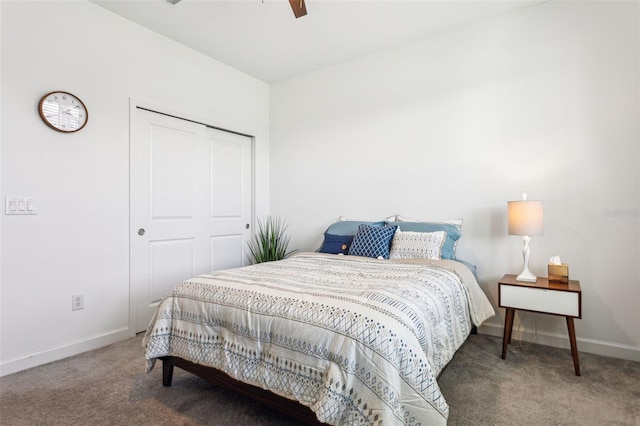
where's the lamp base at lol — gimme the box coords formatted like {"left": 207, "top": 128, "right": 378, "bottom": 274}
{"left": 516, "top": 235, "right": 537, "bottom": 282}
{"left": 516, "top": 269, "right": 537, "bottom": 282}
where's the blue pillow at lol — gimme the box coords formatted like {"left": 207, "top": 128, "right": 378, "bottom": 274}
{"left": 319, "top": 233, "right": 354, "bottom": 255}
{"left": 456, "top": 258, "right": 478, "bottom": 280}
{"left": 324, "top": 220, "right": 385, "bottom": 236}
{"left": 386, "top": 221, "right": 461, "bottom": 260}
{"left": 348, "top": 224, "right": 398, "bottom": 259}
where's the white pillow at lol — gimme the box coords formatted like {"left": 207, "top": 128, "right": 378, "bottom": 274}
{"left": 394, "top": 216, "right": 463, "bottom": 257}
{"left": 389, "top": 229, "right": 446, "bottom": 260}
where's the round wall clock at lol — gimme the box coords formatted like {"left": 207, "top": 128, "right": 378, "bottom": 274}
{"left": 38, "top": 91, "right": 88, "bottom": 133}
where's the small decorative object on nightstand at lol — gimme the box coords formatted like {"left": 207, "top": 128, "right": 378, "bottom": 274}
{"left": 548, "top": 256, "right": 569, "bottom": 284}
{"left": 498, "top": 274, "right": 582, "bottom": 376}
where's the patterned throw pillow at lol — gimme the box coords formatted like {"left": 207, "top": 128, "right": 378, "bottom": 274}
{"left": 385, "top": 221, "right": 461, "bottom": 260}
{"left": 389, "top": 229, "right": 446, "bottom": 260}
{"left": 348, "top": 224, "right": 398, "bottom": 259}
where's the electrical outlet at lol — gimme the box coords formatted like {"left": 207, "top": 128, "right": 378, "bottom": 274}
{"left": 72, "top": 293, "right": 84, "bottom": 311}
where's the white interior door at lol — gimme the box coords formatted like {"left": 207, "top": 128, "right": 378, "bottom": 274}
{"left": 132, "top": 108, "right": 252, "bottom": 332}
{"left": 207, "top": 127, "right": 253, "bottom": 271}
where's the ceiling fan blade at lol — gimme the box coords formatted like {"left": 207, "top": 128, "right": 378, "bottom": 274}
{"left": 288, "top": 0, "right": 307, "bottom": 18}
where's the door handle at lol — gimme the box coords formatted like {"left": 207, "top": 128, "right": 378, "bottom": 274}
{"left": 245, "top": 224, "right": 250, "bottom": 229}
{"left": 138, "top": 228, "right": 145, "bottom": 236}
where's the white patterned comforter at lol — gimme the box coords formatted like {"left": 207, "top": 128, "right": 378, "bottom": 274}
{"left": 143, "top": 252, "right": 494, "bottom": 425}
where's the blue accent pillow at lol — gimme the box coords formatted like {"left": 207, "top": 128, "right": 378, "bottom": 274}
{"left": 319, "top": 233, "right": 354, "bottom": 255}
{"left": 324, "top": 220, "right": 385, "bottom": 236}
{"left": 348, "top": 224, "right": 398, "bottom": 259}
{"left": 386, "top": 221, "right": 461, "bottom": 260}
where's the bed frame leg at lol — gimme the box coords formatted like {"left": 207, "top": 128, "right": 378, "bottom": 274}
{"left": 161, "top": 357, "right": 174, "bottom": 387}
{"left": 471, "top": 325, "right": 478, "bottom": 335}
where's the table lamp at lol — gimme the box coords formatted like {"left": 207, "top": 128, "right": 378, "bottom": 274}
{"left": 508, "top": 192, "right": 544, "bottom": 282}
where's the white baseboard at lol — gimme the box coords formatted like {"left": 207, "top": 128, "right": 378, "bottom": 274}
{"left": 3, "top": 323, "right": 637, "bottom": 377}
{"left": 479, "top": 322, "right": 640, "bottom": 362}
{"left": 0, "top": 327, "right": 135, "bottom": 377}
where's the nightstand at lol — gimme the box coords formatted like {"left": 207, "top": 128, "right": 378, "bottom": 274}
{"left": 498, "top": 274, "right": 582, "bottom": 376}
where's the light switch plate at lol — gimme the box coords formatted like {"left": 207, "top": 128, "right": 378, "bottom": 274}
{"left": 5, "top": 197, "right": 37, "bottom": 215}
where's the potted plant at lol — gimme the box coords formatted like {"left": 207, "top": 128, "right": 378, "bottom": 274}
{"left": 247, "top": 216, "right": 295, "bottom": 264}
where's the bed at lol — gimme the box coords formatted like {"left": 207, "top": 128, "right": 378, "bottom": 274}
{"left": 143, "top": 219, "right": 495, "bottom": 425}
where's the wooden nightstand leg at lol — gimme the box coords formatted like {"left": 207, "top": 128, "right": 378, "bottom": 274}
{"left": 566, "top": 317, "right": 581, "bottom": 376}
{"left": 502, "top": 308, "right": 515, "bottom": 359}
{"left": 507, "top": 309, "right": 515, "bottom": 344}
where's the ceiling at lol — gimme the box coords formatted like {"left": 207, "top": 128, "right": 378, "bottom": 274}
{"left": 91, "top": 0, "right": 542, "bottom": 83}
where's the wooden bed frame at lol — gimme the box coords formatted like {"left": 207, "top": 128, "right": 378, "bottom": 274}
{"left": 160, "top": 355, "right": 328, "bottom": 425}
{"left": 158, "top": 326, "right": 477, "bottom": 424}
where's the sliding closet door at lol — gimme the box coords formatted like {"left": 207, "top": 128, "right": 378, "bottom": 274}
{"left": 131, "top": 108, "right": 253, "bottom": 332}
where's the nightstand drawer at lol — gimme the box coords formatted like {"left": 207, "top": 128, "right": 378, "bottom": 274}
{"left": 500, "top": 285, "right": 579, "bottom": 317}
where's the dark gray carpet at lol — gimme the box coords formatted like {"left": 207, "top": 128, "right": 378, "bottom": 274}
{"left": 1, "top": 333, "right": 638, "bottom": 425}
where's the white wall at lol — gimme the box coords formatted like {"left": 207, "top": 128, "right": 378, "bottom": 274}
{"left": 0, "top": 1, "right": 270, "bottom": 375}
{"left": 271, "top": 1, "right": 639, "bottom": 361}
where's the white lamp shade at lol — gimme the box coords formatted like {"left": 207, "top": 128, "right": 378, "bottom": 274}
{"left": 508, "top": 200, "right": 544, "bottom": 236}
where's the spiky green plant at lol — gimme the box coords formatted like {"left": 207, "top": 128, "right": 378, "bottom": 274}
{"left": 247, "top": 216, "right": 295, "bottom": 264}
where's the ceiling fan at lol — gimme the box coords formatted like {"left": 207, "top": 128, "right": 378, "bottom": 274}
{"left": 288, "top": 0, "right": 307, "bottom": 18}
{"left": 166, "top": 0, "right": 307, "bottom": 19}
